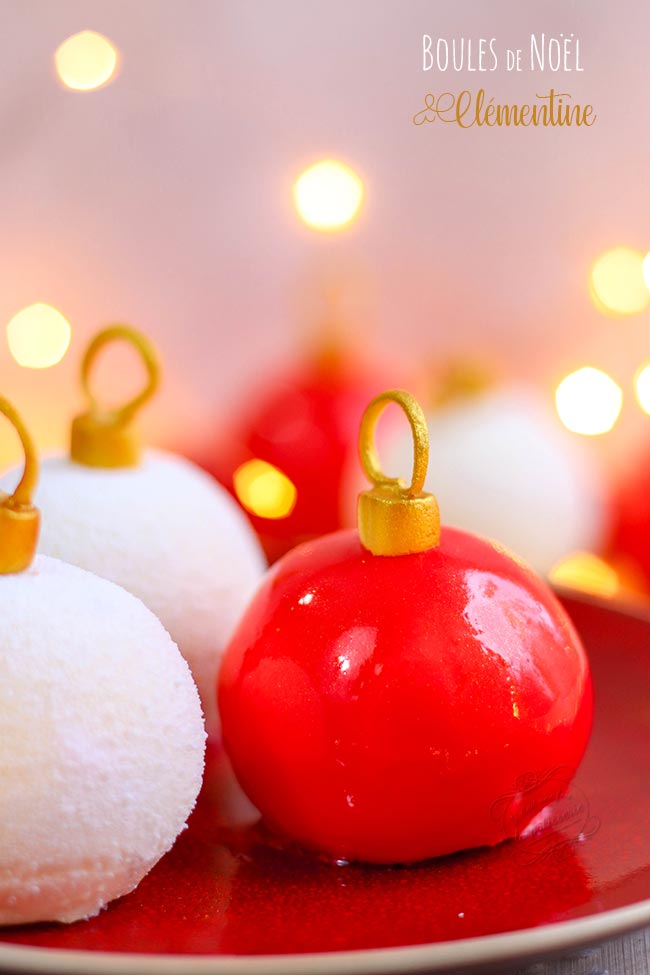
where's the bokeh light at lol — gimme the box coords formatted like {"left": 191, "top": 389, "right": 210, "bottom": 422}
{"left": 233, "top": 459, "right": 297, "bottom": 519}
{"left": 549, "top": 551, "right": 620, "bottom": 599}
{"left": 635, "top": 362, "right": 650, "bottom": 415}
{"left": 6, "top": 304, "right": 72, "bottom": 369}
{"left": 590, "top": 247, "right": 649, "bottom": 315}
{"left": 54, "top": 30, "right": 118, "bottom": 91}
{"left": 293, "top": 159, "right": 364, "bottom": 231}
{"left": 643, "top": 251, "right": 650, "bottom": 289}
{"left": 555, "top": 367, "right": 622, "bottom": 435}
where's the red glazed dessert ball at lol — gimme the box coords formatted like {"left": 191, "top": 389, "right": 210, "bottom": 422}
{"left": 202, "top": 353, "right": 382, "bottom": 563}
{"left": 218, "top": 390, "right": 593, "bottom": 865}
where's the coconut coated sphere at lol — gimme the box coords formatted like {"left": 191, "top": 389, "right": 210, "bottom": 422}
{"left": 381, "top": 389, "right": 606, "bottom": 575}
{"left": 0, "top": 556, "right": 205, "bottom": 925}
{"left": 1, "top": 450, "right": 266, "bottom": 734}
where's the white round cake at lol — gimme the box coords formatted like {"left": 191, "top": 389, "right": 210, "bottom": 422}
{"left": 0, "top": 555, "right": 205, "bottom": 925}
{"left": 381, "top": 388, "right": 607, "bottom": 574}
{"left": 0, "top": 450, "right": 266, "bottom": 734}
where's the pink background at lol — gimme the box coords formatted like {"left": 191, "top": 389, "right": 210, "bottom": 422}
{"left": 0, "top": 0, "right": 648, "bottom": 470}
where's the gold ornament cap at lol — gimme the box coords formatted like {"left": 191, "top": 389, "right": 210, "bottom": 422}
{"left": 0, "top": 397, "right": 40, "bottom": 574}
{"left": 358, "top": 389, "right": 440, "bottom": 557}
{"left": 71, "top": 325, "right": 161, "bottom": 468}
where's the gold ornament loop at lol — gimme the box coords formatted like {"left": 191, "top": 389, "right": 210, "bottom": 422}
{"left": 81, "top": 324, "right": 160, "bottom": 422}
{"left": 0, "top": 396, "right": 40, "bottom": 574}
{"left": 71, "top": 324, "right": 161, "bottom": 468}
{"left": 358, "top": 389, "right": 429, "bottom": 497}
{"left": 357, "top": 389, "right": 440, "bottom": 557}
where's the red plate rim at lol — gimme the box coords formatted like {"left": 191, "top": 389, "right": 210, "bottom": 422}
{"left": 1, "top": 900, "right": 650, "bottom": 975}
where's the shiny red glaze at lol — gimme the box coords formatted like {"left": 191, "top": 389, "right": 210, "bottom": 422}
{"left": 200, "top": 364, "right": 383, "bottom": 562}
{"left": 1, "top": 596, "right": 649, "bottom": 959}
{"left": 218, "top": 528, "right": 593, "bottom": 864}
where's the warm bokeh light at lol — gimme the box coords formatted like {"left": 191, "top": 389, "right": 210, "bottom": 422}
{"left": 643, "top": 251, "right": 650, "bottom": 289}
{"left": 54, "top": 30, "right": 118, "bottom": 91}
{"left": 233, "top": 459, "right": 297, "bottom": 519}
{"left": 590, "top": 246, "right": 649, "bottom": 315}
{"left": 634, "top": 362, "right": 650, "bottom": 415}
{"left": 293, "top": 159, "right": 364, "bottom": 231}
{"left": 555, "top": 367, "right": 622, "bottom": 435}
{"left": 6, "top": 304, "right": 72, "bottom": 369}
{"left": 549, "top": 551, "right": 620, "bottom": 599}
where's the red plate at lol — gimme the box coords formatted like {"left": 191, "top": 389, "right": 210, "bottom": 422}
{"left": 1, "top": 593, "right": 649, "bottom": 975}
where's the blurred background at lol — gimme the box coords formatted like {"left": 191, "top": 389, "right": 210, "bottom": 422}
{"left": 3, "top": 0, "right": 650, "bottom": 599}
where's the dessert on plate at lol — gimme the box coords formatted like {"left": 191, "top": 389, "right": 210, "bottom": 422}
{"left": 219, "top": 389, "right": 593, "bottom": 864}
{"left": 0, "top": 395, "right": 206, "bottom": 925}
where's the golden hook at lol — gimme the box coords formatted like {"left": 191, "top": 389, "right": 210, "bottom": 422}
{"left": 357, "top": 389, "right": 440, "bottom": 556}
{"left": 71, "top": 324, "right": 161, "bottom": 468}
{"left": 0, "top": 397, "right": 40, "bottom": 573}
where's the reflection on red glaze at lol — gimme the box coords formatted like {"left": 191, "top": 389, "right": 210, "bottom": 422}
{"left": 1, "top": 595, "right": 648, "bottom": 958}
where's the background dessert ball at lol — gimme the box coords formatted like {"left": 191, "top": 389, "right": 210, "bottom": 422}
{"left": 342, "top": 387, "right": 608, "bottom": 576}
{"left": 0, "top": 555, "right": 205, "bottom": 925}
{"left": 0, "top": 449, "right": 266, "bottom": 734}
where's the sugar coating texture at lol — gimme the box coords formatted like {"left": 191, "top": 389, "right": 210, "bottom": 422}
{"left": 0, "top": 555, "right": 206, "bottom": 925}
{"left": 1, "top": 450, "right": 266, "bottom": 734}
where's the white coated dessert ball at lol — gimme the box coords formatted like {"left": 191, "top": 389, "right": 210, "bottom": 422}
{"left": 0, "top": 555, "right": 205, "bottom": 925}
{"left": 353, "top": 387, "right": 607, "bottom": 575}
{"left": 0, "top": 449, "right": 266, "bottom": 734}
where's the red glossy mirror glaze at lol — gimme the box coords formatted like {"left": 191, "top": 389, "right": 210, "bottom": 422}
{"left": 218, "top": 527, "right": 593, "bottom": 865}
{"left": 200, "top": 364, "right": 383, "bottom": 563}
